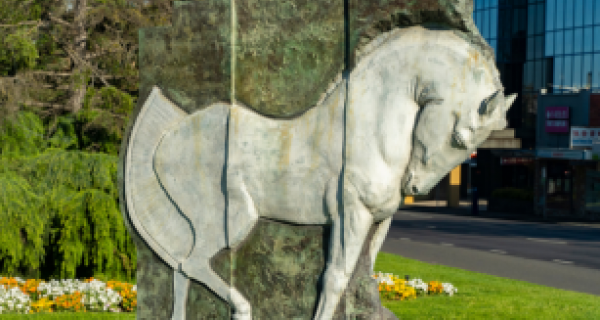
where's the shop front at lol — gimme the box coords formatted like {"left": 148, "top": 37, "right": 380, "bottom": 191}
{"left": 534, "top": 91, "right": 600, "bottom": 220}
{"left": 535, "top": 149, "right": 600, "bottom": 220}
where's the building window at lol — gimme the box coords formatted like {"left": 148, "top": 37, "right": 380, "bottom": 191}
{"left": 594, "top": 26, "right": 600, "bottom": 52}
{"left": 574, "top": 28, "right": 583, "bottom": 54}
{"left": 545, "top": 31, "right": 554, "bottom": 56}
{"left": 573, "top": 55, "right": 582, "bottom": 88}
{"left": 593, "top": 53, "right": 600, "bottom": 89}
{"left": 535, "top": 34, "right": 544, "bottom": 59}
{"left": 546, "top": 0, "right": 555, "bottom": 31}
{"left": 535, "top": 3, "right": 545, "bottom": 34}
{"left": 584, "top": 0, "right": 594, "bottom": 26}
{"left": 555, "top": 30, "right": 564, "bottom": 55}
{"left": 564, "top": 0, "right": 574, "bottom": 29}
{"left": 574, "top": 0, "right": 583, "bottom": 28}
{"left": 556, "top": 0, "right": 564, "bottom": 29}
{"left": 584, "top": 54, "right": 592, "bottom": 88}
{"left": 584, "top": 27, "right": 593, "bottom": 53}
{"left": 554, "top": 56, "right": 564, "bottom": 89}
{"left": 564, "top": 56, "right": 573, "bottom": 88}
{"left": 596, "top": 0, "right": 600, "bottom": 25}
{"left": 564, "top": 29, "right": 573, "bottom": 55}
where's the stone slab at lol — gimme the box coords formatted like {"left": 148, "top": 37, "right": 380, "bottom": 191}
{"left": 234, "top": 0, "right": 345, "bottom": 117}
{"left": 139, "top": 0, "right": 232, "bottom": 114}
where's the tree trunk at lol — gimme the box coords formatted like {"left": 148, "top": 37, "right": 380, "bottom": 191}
{"left": 69, "top": 0, "right": 87, "bottom": 114}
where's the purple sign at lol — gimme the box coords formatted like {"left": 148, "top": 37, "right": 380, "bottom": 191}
{"left": 546, "top": 106, "right": 569, "bottom": 119}
{"left": 545, "top": 106, "right": 569, "bottom": 133}
{"left": 546, "top": 119, "right": 569, "bottom": 133}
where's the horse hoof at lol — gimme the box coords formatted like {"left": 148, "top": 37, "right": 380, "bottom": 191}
{"left": 232, "top": 312, "right": 251, "bottom": 320}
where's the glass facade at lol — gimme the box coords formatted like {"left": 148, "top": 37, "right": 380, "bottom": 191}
{"left": 473, "top": 0, "right": 600, "bottom": 148}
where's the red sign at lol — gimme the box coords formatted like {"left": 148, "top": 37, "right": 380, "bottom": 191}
{"left": 545, "top": 106, "right": 569, "bottom": 133}
{"left": 500, "top": 157, "right": 534, "bottom": 165}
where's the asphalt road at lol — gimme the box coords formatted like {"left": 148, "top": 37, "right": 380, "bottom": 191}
{"left": 381, "top": 209, "right": 600, "bottom": 296}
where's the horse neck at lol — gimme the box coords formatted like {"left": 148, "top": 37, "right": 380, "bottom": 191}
{"left": 344, "top": 49, "right": 421, "bottom": 171}
{"left": 346, "top": 47, "right": 421, "bottom": 134}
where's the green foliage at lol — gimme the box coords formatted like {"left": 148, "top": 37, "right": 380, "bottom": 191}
{"left": 48, "top": 116, "right": 78, "bottom": 150}
{"left": 0, "top": 111, "right": 47, "bottom": 158}
{"left": 0, "top": 28, "right": 40, "bottom": 76}
{"left": 491, "top": 187, "right": 534, "bottom": 201}
{"left": 78, "top": 86, "right": 135, "bottom": 155}
{"left": 0, "top": 111, "right": 136, "bottom": 282}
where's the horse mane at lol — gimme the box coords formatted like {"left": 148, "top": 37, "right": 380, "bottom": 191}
{"left": 313, "top": 20, "right": 503, "bottom": 117}
{"left": 352, "top": 25, "right": 503, "bottom": 93}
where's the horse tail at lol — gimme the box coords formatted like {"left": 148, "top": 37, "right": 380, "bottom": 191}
{"left": 123, "top": 86, "right": 193, "bottom": 270}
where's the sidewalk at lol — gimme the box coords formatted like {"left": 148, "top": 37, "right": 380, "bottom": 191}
{"left": 402, "top": 200, "right": 600, "bottom": 228}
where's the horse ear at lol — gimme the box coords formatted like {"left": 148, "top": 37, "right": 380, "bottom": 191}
{"left": 491, "top": 94, "right": 516, "bottom": 129}
{"left": 478, "top": 90, "right": 503, "bottom": 116}
{"left": 505, "top": 93, "right": 518, "bottom": 110}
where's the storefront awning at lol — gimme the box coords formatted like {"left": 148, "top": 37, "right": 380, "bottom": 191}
{"left": 536, "top": 149, "right": 597, "bottom": 160}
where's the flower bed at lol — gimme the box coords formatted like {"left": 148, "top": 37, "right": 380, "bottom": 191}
{"left": 2, "top": 272, "right": 453, "bottom": 314}
{"left": 372, "top": 272, "right": 457, "bottom": 301}
{"left": 0, "top": 276, "right": 136, "bottom": 314}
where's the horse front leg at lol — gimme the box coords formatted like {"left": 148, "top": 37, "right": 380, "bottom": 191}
{"left": 314, "top": 180, "right": 373, "bottom": 320}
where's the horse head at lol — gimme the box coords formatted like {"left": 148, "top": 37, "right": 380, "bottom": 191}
{"left": 402, "top": 53, "right": 517, "bottom": 196}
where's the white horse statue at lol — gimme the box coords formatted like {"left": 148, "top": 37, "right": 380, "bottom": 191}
{"left": 123, "top": 26, "right": 516, "bottom": 320}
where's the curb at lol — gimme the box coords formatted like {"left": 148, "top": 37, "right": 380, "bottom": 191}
{"left": 400, "top": 205, "right": 600, "bottom": 227}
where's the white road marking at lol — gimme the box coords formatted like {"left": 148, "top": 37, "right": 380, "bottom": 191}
{"left": 559, "top": 222, "right": 600, "bottom": 229}
{"left": 490, "top": 249, "right": 507, "bottom": 254}
{"left": 400, "top": 238, "right": 411, "bottom": 241}
{"left": 553, "top": 259, "right": 574, "bottom": 264}
{"left": 526, "top": 238, "right": 567, "bottom": 245}
{"left": 440, "top": 242, "right": 454, "bottom": 246}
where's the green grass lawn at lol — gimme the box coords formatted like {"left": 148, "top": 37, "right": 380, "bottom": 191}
{"left": 375, "top": 252, "right": 600, "bottom": 319}
{"left": 5, "top": 252, "right": 600, "bottom": 319}
{"left": 0, "top": 313, "right": 135, "bottom": 319}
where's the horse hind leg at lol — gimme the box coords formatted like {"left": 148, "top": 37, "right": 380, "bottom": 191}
{"left": 171, "top": 267, "right": 190, "bottom": 320}
{"left": 180, "top": 257, "right": 251, "bottom": 320}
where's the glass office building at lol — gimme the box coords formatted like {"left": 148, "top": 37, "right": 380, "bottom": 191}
{"left": 474, "top": 0, "right": 600, "bottom": 148}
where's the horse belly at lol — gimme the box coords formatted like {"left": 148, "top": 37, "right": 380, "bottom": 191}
{"left": 228, "top": 94, "right": 344, "bottom": 225}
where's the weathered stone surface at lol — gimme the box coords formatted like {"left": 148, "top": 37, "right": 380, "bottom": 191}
{"left": 234, "top": 0, "right": 344, "bottom": 118}
{"left": 349, "top": 0, "right": 492, "bottom": 67}
{"left": 138, "top": 0, "right": 232, "bottom": 114}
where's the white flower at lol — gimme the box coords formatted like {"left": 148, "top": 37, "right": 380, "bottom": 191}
{"left": 442, "top": 283, "right": 458, "bottom": 296}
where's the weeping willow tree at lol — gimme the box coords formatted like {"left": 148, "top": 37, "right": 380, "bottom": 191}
{"left": 0, "top": 111, "right": 136, "bottom": 281}
{"left": 0, "top": 0, "right": 174, "bottom": 282}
